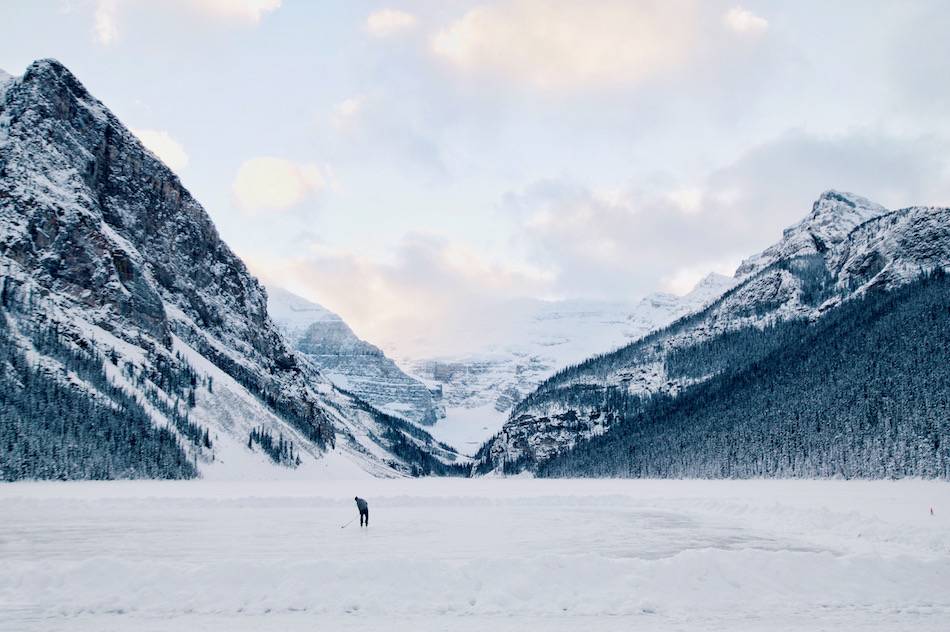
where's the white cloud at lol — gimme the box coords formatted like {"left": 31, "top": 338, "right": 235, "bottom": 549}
{"left": 331, "top": 96, "right": 366, "bottom": 130}
{"left": 92, "top": 0, "right": 280, "bottom": 44}
{"left": 131, "top": 128, "right": 189, "bottom": 171}
{"left": 248, "top": 233, "right": 552, "bottom": 356}
{"left": 431, "top": 0, "right": 697, "bottom": 90}
{"left": 94, "top": 0, "right": 120, "bottom": 45}
{"left": 248, "top": 129, "right": 950, "bottom": 351}
{"left": 503, "top": 129, "right": 950, "bottom": 300}
{"left": 505, "top": 179, "right": 691, "bottom": 297}
{"left": 186, "top": 0, "right": 282, "bottom": 24}
{"left": 232, "top": 157, "right": 327, "bottom": 214}
{"left": 667, "top": 188, "right": 704, "bottom": 215}
{"left": 323, "top": 93, "right": 447, "bottom": 174}
{"left": 723, "top": 6, "right": 768, "bottom": 35}
{"left": 366, "top": 8, "right": 418, "bottom": 37}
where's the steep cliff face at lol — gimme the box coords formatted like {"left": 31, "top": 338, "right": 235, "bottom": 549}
{"left": 0, "top": 59, "right": 458, "bottom": 479}
{"left": 268, "top": 287, "right": 444, "bottom": 426}
{"left": 480, "top": 191, "right": 950, "bottom": 471}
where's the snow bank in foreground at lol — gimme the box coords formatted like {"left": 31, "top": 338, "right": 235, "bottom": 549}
{"left": 1, "top": 479, "right": 948, "bottom": 631}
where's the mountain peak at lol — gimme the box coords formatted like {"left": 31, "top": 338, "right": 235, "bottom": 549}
{"left": 692, "top": 272, "right": 734, "bottom": 290}
{"left": 266, "top": 287, "right": 341, "bottom": 329}
{"left": 24, "top": 57, "right": 70, "bottom": 75}
{"left": 815, "top": 189, "right": 870, "bottom": 206}
{"left": 807, "top": 190, "right": 886, "bottom": 223}
{"left": 9, "top": 58, "right": 110, "bottom": 135}
{"left": 737, "top": 191, "right": 889, "bottom": 277}
{"left": 782, "top": 189, "right": 888, "bottom": 245}
{"left": 21, "top": 58, "right": 87, "bottom": 94}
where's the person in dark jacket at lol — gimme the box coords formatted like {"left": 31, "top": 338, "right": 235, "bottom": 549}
{"left": 355, "top": 496, "right": 369, "bottom": 527}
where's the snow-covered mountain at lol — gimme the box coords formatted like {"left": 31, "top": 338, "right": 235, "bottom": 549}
{"left": 267, "top": 287, "right": 444, "bottom": 426}
{"left": 0, "top": 59, "right": 460, "bottom": 480}
{"left": 400, "top": 275, "right": 734, "bottom": 452}
{"left": 479, "top": 191, "right": 950, "bottom": 472}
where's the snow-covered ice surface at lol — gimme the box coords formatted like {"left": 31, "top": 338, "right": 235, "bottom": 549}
{"left": 1, "top": 479, "right": 948, "bottom": 631}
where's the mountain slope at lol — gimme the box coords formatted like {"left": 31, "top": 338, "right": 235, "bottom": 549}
{"left": 0, "top": 59, "right": 459, "bottom": 480}
{"left": 0, "top": 311, "right": 198, "bottom": 480}
{"left": 478, "top": 191, "right": 950, "bottom": 472}
{"left": 538, "top": 272, "right": 950, "bottom": 478}
{"left": 268, "top": 287, "right": 444, "bottom": 426}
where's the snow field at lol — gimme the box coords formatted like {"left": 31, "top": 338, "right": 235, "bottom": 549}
{"left": 1, "top": 479, "right": 948, "bottom": 631}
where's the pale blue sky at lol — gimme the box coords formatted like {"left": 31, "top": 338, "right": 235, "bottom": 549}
{"left": 2, "top": 1, "right": 949, "bottom": 350}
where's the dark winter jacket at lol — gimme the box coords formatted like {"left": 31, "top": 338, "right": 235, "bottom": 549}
{"left": 355, "top": 497, "right": 368, "bottom": 514}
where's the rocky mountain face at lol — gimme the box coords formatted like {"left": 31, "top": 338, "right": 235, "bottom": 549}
{"left": 400, "top": 278, "right": 733, "bottom": 452}
{"left": 479, "top": 191, "right": 950, "bottom": 472}
{"left": 268, "top": 287, "right": 444, "bottom": 426}
{"left": 0, "top": 59, "right": 459, "bottom": 480}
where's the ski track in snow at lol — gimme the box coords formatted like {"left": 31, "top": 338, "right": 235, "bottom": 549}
{"left": 1, "top": 479, "right": 948, "bottom": 631}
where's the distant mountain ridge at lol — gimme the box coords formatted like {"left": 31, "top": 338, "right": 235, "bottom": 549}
{"left": 0, "top": 59, "right": 460, "bottom": 480}
{"left": 268, "top": 287, "right": 444, "bottom": 426}
{"left": 477, "top": 191, "right": 950, "bottom": 474}
{"left": 398, "top": 275, "right": 734, "bottom": 451}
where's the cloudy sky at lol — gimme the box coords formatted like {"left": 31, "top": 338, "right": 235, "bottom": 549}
{"left": 2, "top": 1, "right": 949, "bottom": 353}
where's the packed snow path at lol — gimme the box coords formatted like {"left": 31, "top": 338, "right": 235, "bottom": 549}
{"left": 1, "top": 479, "right": 948, "bottom": 631}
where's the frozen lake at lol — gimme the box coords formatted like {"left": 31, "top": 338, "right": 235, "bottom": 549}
{"left": 1, "top": 479, "right": 948, "bottom": 631}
